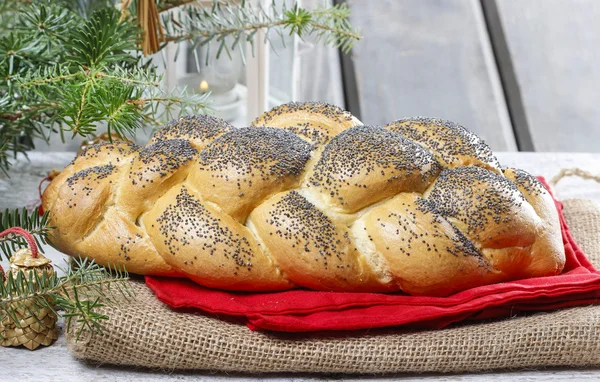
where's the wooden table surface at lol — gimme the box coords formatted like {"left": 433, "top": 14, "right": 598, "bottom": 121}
{"left": 2, "top": 151, "right": 600, "bottom": 381}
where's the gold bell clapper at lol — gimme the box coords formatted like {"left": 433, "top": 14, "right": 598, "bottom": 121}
{"left": 0, "top": 227, "right": 58, "bottom": 350}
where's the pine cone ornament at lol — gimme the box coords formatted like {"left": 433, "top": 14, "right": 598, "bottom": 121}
{"left": 0, "top": 228, "right": 58, "bottom": 350}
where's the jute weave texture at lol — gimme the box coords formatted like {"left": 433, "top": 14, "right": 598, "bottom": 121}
{"left": 67, "top": 199, "right": 600, "bottom": 373}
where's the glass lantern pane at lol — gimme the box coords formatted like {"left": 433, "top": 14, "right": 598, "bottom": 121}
{"left": 267, "top": 21, "right": 297, "bottom": 107}
{"left": 178, "top": 39, "right": 247, "bottom": 125}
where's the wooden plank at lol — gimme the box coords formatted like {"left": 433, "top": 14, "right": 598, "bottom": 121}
{"left": 496, "top": 0, "right": 600, "bottom": 152}
{"left": 480, "top": 0, "right": 534, "bottom": 151}
{"left": 346, "top": 0, "right": 516, "bottom": 151}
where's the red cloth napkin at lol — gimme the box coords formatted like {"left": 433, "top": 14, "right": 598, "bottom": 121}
{"left": 146, "top": 177, "right": 600, "bottom": 332}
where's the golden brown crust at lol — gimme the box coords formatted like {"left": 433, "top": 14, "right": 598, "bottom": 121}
{"left": 74, "top": 141, "right": 139, "bottom": 167}
{"left": 42, "top": 141, "right": 137, "bottom": 214}
{"left": 424, "top": 166, "right": 539, "bottom": 249}
{"left": 42, "top": 102, "right": 566, "bottom": 295}
{"left": 187, "top": 127, "right": 313, "bottom": 223}
{"left": 149, "top": 115, "right": 233, "bottom": 150}
{"left": 46, "top": 164, "right": 121, "bottom": 250}
{"left": 386, "top": 117, "right": 502, "bottom": 174}
{"left": 249, "top": 190, "right": 393, "bottom": 292}
{"left": 115, "top": 139, "right": 198, "bottom": 220}
{"left": 306, "top": 126, "right": 441, "bottom": 213}
{"left": 503, "top": 168, "right": 566, "bottom": 276}
{"left": 353, "top": 193, "right": 500, "bottom": 296}
{"left": 73, "top": 208, "right": 174, "bottom": 275}
{"left": 143, "top": 185, "right": 292, "bottom": 290}
{"left": 251, "top": 101, "right": 362, "bottom": 145}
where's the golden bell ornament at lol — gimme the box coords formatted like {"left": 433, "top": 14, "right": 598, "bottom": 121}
{"left": 0, "top": 228, "right": 58, "bottom": 350}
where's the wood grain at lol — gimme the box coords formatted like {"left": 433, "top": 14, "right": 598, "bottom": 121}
{"left": 497, "top": 0, "right": 600, "bottom": 152}
{"left": 346, "top": 0, "right": 516, "bottom": 151}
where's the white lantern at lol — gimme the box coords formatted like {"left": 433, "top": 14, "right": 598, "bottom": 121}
{"left": 163, "top": 0, "right": 301, "bottom": 126}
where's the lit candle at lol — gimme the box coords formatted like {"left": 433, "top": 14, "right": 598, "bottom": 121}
{"left": 200, "top": 80, "right": 209, "bottom": 93}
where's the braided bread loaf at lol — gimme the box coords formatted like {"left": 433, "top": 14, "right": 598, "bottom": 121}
{"left": 42, "top": 102, "right": 565, "bottom": 296}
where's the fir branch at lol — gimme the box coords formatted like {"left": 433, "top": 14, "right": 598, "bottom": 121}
{"left": 66, "top": 8, "right": 139, "bottom": 69}
{"left": 0, "top": 208, "right": 52, "bottom": 260}
{"left": 157, "top": 0, "right": 196, "bottom": 13}
{"left": 0, "top": 0, "right": 361, "bottom": 173}
{"left": 160, "top": 0, "right": 361, "bottom": 66}
{"left": 15, "top": 3, "right": 74, "bottom": 48}
{"left": 73, "top": 79, "right": 93, "bottom": 135}
{"left": 0, "top": 258, "right": 134, "bottom": 339}
{"left": 136, "top": 87, "right": 211, "bottom": 127}
{"left": 96, "top": 72, "right": 160, "bottom": 87}
{"left": 20, "top": 74, "right": 77, "bottom": 87}
{"left": 1, "top": 4, "right": 210, "bottom": 153}
{"left": 19, "top": 65, "right": 160, "bottom": 90}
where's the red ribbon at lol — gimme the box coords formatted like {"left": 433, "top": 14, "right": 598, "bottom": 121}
{"left": 37, "top": 175, "right": 53, "bottom": 216}
{"left": 0, "top": 227, "right": 39, "bottom": 258}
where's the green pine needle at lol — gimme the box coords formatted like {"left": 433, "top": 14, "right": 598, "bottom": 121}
{"left": 0, "top": 208, "right": 53, "bottom": 261}
{"left": 0, "top": 0, "right": 359, "bottom": 342}
{"left": 0, "top": 0, "right": 361, "bottom": 173}
{"left": 67, "top": 8, "right": 138, "bottom": 68}
{"left": 161, "top": 0, "right": 361, "bottom": 69}
{"left": 284, "top": 6, "right": 312, "bottom": 37}
{"left": 0, "top": 257, "right": 134, "bottom": 341}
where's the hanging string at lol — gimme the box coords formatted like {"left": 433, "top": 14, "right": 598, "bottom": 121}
{"left": 37, "top": 169, "right": 61, "bottom": 216}
{"left": 140, "top": 0, "right": 165, "bottom": 55}
{"left": 119, "top": 0, "right": 133, "bottom": 22}
{"left": 120, "top": 0, "right": 165, "bottom": 55}
{"left": 0, "top": 227, "right": 39, "bottom": 259}
{"left": 551, "top": 168, "right": 600, "bottom": 187}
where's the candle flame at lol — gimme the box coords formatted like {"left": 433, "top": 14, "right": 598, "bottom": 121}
{"left": 200, "top": 80, "right": 209, "bottom": 92}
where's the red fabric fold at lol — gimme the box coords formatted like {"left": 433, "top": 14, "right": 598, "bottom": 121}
{"left": 146, "top": 177, "right": 600, "bottom": 332}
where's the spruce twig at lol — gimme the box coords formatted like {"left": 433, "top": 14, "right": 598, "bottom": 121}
{"left": 160, "top": 1, "right": 360, "bottom": 69}
{"left": 0, "top": 208, "right": 52, "bottom": 261}
{"left": 0, "top": 0, "right": 361, "bottom": 346}
{"left": 0, "top": 1, "right": 360, "bottom": 174}
{"left": 0, "top": 257, "right": 134, "bottom": 341}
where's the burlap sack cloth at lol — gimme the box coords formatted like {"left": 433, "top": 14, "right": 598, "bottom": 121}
{"left": 67, "top": 199, "right": 600, "bottom": 373}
